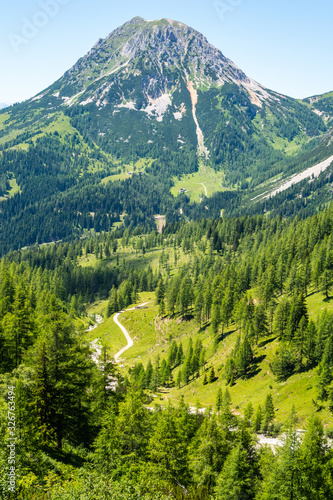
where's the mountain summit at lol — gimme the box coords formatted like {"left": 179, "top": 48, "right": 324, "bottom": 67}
{"left": 0, "top": 17, "right": 330, "bottom": 254}
{"left": 57, "top": 16, "right": 270, "bottom": 106}
{"left": 31, "top": 16, "right": 278, "bottom": 157}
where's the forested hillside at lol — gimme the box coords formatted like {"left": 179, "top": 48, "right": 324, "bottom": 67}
{"left": 0, "top": 16, "right": 332, "bottom": 253}
{"left": 1, "top": 15, "right": 333, "bottom": 500}
{"left": 1, "top": 205, "right": 333, "bottom": 497}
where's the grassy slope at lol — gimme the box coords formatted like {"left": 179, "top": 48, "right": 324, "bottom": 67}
{"left": 122, "top": 302, "right": 333, "bottom": 426}
{"left": 171, "top": 163, "right": 228, "bottom": 202}
{"left": 81, "top": 240, "right": 333, "bottom": 426}
{"left": 101, "top": 159, "right": 154, "bottom": 185}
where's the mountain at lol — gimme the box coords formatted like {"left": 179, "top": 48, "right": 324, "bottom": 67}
{"left": 2, "top": 20, "right": 333, "bottom": 496}
{"left": 0, "top": 102, "right": 10, "bottom": 110}
{"left": 35, "top": 16, "right": 274, "bottom": 158}
{"left": 19, "top": 17, "right": 326, "bottom": 162}
{"left": 305, "top": 90, "right": 333, "bottom": 126}
{"left": 3, "top": 168, "right": 333, "bottom": 498}
{"left": 0, "top": 17, "right": 332, "bottom": 254}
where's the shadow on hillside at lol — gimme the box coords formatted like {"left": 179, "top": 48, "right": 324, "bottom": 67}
{"left": 43, "top": 446, "right": 86, "bottom": 468}
{"left": 216, "top": 329, "right": 237, "bottom": 343}
{"left": 170, "top": 313, "right": 195, "bottom": 322}
{"left": 259, "top": 336, "right": 277, "bottom": 348}
{"left": 244, "top": 354, "right": 266, "bottom": 380}
{"left": 306, "top": 289, "right": 319, "bottom": 298}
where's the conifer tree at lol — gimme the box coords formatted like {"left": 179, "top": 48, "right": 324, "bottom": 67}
{"left": 31, "top": 296, "right": 95, "bottom": 450}
{"left": 215, "top": 444, "right": 256, "bottom": 500}
{"left": 148, "top": 402, "right": 188, "bottom": 486}
{"left": 298, "top": 415, "right": 331, "bottom": 499}
{"left": 195, "top": 291, "right": 204, "bottom": 325}
{"left": 107, "top": 286, "right": 118, "bottom": 317}
{"left": 216, "top": 387, "right": 223, "bottom": 413}
{"left": 208, "top": 366, "right": 215, "bottom": 383}
{"left": 116, "top": 387, "right": 150, "bottom": 463}
{"left": 320, "top": 268, "right": 333, "bottom": 300}
{"left": 257, "top": 410, "right": 301, "bottom": 500}
{"left": 253, "top": 304, "right": 268, "bottom": 344}
{"left": 244, "top": 402, "right": 254, "bottom": 427}
{"left": 262, "top": 393, "right": 275, "bottom": 433}
{"left": 155, "top": 278, "right": 165, "bottom": 306}
{"left": 175, "top": 342, "right": 184, "bottom": 367}
{"left": 190, "top": 415, "right": 229, "bottom": 493}
{"left": 176, "top": 370, "right": 182, "bottom": 389}
{"left": 211, "top": 303, "right": 221, "bottom": 335}
{"left": 253, "top": 405, "right": 262, "bottom": 433}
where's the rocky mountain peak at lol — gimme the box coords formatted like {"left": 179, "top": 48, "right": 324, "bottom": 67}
{"left": 51, "top": 16, "right": 271, "bottom": 106}
{"left": 28, "top": 17, "right": 278, "bottom": 157}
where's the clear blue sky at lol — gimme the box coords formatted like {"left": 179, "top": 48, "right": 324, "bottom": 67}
{"left": 1, "top": 0, "right": 332, "bottom": 103}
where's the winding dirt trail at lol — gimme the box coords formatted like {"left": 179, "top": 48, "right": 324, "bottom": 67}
{"left": 200, "top": 183, "right": 208, "bottom": 196}
{"left": 113, "top": 302, "right": 152, "bottom": 362}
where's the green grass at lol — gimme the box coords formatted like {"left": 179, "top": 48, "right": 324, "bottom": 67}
{"left": 171, "top": 164, "right": 227, "bottom": 202}
{"left": 0, "top": 113, "right": 10, "bottom": 131}
{"left": 83, "top": 299, "right": 126, "bottom": 358}
{"left": 0, "top": 112, "right": 83, "bottom": 150}
{"left": 85, "top": 315, "right": 127, "bottom": 359}
{"left": 77, "top": 247, "right": 333, "bottom": 426}
{"left": 83, "top": 292, "right": 157, "bottom": 360}
{"left": 101, "top": 172, "right": 131, "bottom": 184}
{"left": 12, "top": 143, "right": 30, "bottom": 151}
{"left": 252, "top": 112, "right": 309, "bottom": 154}
{"left": 0, "top": 128, "right": 22, "bottom": 146}
{"left": 98, "top": 285, "right": 333, "bottom": 426}
{"left": 0, "top": 176, "right": 21, "bottom": 201}
{"left": 117, "top": 293, "right": 157, "bottom": 361}
{"left": 78, "top": 245, "right": 180, "bottom": 273}
{"left": 41, "top": 114, "right": 75, "bottom": 136}
{"left": 306, "top": 287, "right": 333, "bottom": 319}
{"left": 165, "top": 326, "right": 333, "bottom": 427}
{"left": 101, "top": 158, "right": 154, "bottom": 185}
{"left": 7, "top": 177, "right": 20, "bottom": 197}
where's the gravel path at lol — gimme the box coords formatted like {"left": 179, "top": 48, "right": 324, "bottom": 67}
{"left": 200, "top": 183, "right": 208, "bottom": 196}
{"left": 113, "top": 302, "right": 152, "bottom": 362}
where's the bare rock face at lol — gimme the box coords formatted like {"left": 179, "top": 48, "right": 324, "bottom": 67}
{"left": 48, "top": 16, "right": 272, "bottom": 111}
{"left": 25, "top": 16, "right": 324, "bottom": 163}
{"left": 37, "top": 17, "right": 278, "bottom": 156}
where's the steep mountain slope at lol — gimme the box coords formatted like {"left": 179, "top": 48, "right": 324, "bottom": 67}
{"left": 5, "top": 17, "right": 326, "bottom": 163}
{"left": 0, "top": 17, "right": 332, "bottom": 253}
{"left": 26, "top": 17, "right": 274, "bottom": 157}
{"left": 305, "top": 90, "right": 333, "bottom": 126}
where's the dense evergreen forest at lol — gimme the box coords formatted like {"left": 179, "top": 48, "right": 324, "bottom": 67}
{"left": 1, "top": 205, "right": 333, "bottom": 497}
{"left": 1, "top": 128, "right": 333, "bottom": 256}
{"left": 2, "top": 16, "right": 333, "bottom": 499}
{"left": 0, "top": 82, "right": 333, "bottom": 257}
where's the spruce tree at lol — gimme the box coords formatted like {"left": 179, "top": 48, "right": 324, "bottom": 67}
{"left": 298, "top": 415, "right": 332, "bottom": 499}
{"left": 215, "top": 444, "right": 256, "bottom": 500}
{"left": 208, "top": 366, "right": 216, "bottom": 383}
{"left": 263, "top": 393, "right": 275, "bottom": 434}
{"left": 148, "top": 402, "right": 188, "bottom": 486}
{"left": 244, "top": 402, "right": 254, "bottom": 427}
{"left": 253, "top": 405, "right": 262, "bottom": 433}
{"left": 216, "top": 387, "right": 223, "bottom": 413}
{"left": 190, "top": 415, "right": 229, "bottom": 493}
